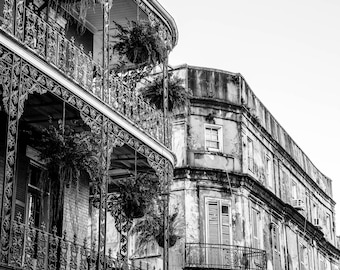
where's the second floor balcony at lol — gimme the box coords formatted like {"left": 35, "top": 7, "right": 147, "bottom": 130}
{"left": 185, "top": 243, "right": 267, "bottom": 270}
{"left": 0, "top": 0, "right": 178, "bottom": 147}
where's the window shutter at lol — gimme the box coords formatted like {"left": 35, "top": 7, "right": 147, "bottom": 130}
{"left": 271, "top": 223, "right": 281, "bottom": 269}
{"left": 207, "top": 201, "right": 219, "bottom": 244}
{"left": 252, "top": 209, "right": 259, "bottom": 248}
{"left": 221, "top": 204, "right": 230, "bottom": 245}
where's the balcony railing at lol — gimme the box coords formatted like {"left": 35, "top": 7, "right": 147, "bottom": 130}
{"left": 6, "top": 216, "right": 141, "bottom": 270}
{"left": 185, "top": 243, "right": 267, "bottom": 270}
{"left": 1, "top": 1, "right": 170, "bottom": 147}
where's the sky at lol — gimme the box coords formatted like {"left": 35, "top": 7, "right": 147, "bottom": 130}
{"left": 160, "top": 0, "right": 340, "bottom": 230}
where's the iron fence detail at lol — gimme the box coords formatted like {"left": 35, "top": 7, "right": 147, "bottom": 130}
{"left": 185, "top": 243, "right": 266, "bottom": 270}
{"left": 8, "top": 216, "right": 141, "bottom": 270}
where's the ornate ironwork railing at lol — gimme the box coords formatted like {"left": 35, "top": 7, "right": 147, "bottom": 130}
{"left": 185, "top": 243, "right": 267, "bottom": 270}
{"left": 1, "top": 1, "right": 170, "bottom": 147}
{"left": 7, "top": 217, "right": 141, "bottom": 270}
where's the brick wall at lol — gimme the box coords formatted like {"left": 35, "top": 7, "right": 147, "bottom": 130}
{"left": 63, "top": 173, "right": 89, "bottom": 244}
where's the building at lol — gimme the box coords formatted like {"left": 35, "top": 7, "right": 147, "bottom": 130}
{"left": 0, "top": 0, "right": 178, "bottom": 269}
{"left": 169, "top": 65, "right": 340, "bottom": 270}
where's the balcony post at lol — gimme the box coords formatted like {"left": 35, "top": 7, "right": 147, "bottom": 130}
{"left": 162, "top": 54, "right": 169, "bottom": 270}
{"left": 97, "top": 1, "right": 111, "bottom": 269}
{"left": 0, "top": 56, "right": 23, "bottom": 263}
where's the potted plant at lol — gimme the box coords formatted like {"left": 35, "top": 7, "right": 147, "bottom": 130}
{"left": 113, "top": 172, "right": 160, "bottom": 219}
{"left": 139, "top": 73, "right": 189, "bottom": 112}
{"left": 36, "top": 121, "right": 102, "bottom": 233}
{"left": 111, "top": 20, "right": 168, "bottom": 71}
{"left": 131, "top": 203, "right": 179, "bottom": 249}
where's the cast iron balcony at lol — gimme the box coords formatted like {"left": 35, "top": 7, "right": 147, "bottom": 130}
{"left": 185, "top": 243, "right": 266, "bottom": 270}
{"left": 1, "top": 2, "right": 171, "bottom": 147}
{"left": 6, "top": 215, "right": 141, "bottom": 270}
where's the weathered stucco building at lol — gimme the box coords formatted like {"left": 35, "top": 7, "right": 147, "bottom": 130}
{"left": 169, "top": 65, "right": 340, "bottom": 270}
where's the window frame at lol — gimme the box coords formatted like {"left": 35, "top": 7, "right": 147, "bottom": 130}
{"left": 265, "top": 155, "right": 273, "bottom": 189}
{"left": 251, "top": 207, "right": 261, "bottom": 249}
{"left": 204, "top": 124, "right": 223, "bottom": 152}
{"left": 247, "top": 138, "right": 254, "bottom": 172}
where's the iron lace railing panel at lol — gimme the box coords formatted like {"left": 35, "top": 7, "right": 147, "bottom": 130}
{"left": 185, "top": 243, "right": 267, "bottom": 270}
{"left": 8, "top": 217, "right": 142, "bottom": 270}
{"left": 2, "top": 1, "right": 170, "bottom": 147}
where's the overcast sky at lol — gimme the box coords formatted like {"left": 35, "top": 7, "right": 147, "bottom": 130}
{"left": 160, "top": 0, "right": 340, "bottom": 230}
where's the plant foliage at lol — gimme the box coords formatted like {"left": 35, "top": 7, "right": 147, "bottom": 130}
{"left": 111, "top": 20, "right": 168, "bottom": 70}
{"left": 139, "top": 73, "right": 189, "bottom": 112}
{"left": 131, "top": 203, "right": 179, "bottom": 249}
{"left": 114, "top": 172, "right": 159, "bottom": 219}
{"left": 37, "top": 121, "right": 102, "bottom": 230}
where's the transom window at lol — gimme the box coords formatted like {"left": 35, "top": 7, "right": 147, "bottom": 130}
{"left": 205, "top": 125, "right": 222, "bottom": 152}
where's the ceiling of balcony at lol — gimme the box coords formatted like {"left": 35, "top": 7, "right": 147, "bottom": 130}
{"left": 21, "top": 92, "right": 154, "bottom": 177}
{"left": 84, "top": 0, "right": 148, "bottom": 33}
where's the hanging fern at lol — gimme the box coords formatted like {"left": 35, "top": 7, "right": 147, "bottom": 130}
{"left": 111, "top": 20, "right": 168, "bottom": 71}
{"left": 131, "top": 203, "right": 179, "bottom": 249}
{"left": 139, "top": 73, "right": 189, "bottom": 112}
{"left": 113, "top": 172, "right": 160, "bottom": 219}
{"left": 36, "top": 121, "right": 102, "bottom": 232}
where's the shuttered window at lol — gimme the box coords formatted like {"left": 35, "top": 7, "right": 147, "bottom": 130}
{"left": 299, "top": 244, "right": 308, "bottom": 270}
{"left": 221, "top": 205, "right": 230, "bottom": 245}
{"left": 206, "top": 199, "right": 231, "bottom": 245}
{"left": 251, "top": 208, "right": 260, "bottom": 249}
{"left": 207, "top": 202, "right": 219, "bottom": 243}
{"left": 247, "top": 138, "right": 254, "bottom": 172}
{"left": 271, "top": 223, "right": 281, "bottom": 269}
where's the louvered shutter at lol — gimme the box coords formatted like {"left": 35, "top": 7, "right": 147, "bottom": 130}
{"left": 272, "top": 224, "right": 281, "bottom": 269}
{"left": 221, "top": 204, "right": 230, "bottom": 245}
{"left": 252, "top": 209, "right": 259, "bottom": 248}
{"left": 207, "top": 201, "right": 219, "bottom": 244}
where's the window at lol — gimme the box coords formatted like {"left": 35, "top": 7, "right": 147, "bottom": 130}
{"left": 291, "top": 181, "right": 297, "bottom": 200}
{"left": 271, "top": 222, "right": 281, "bottom": 269}
{"left": 24, "top": 146, "right": 49, "bottom": 228}
{"left": 205, "top": 125, "right": 222, "bottom": 152}
{"left": 247, "top": 138, "right": 254, "bottom": 172}
{"left": 251, "top": 208, "right": 261, "bottom": 249}
{"left": 299, "top": 243, "right": 309, "bottom": 270}
{"left": 312, "top": 203, "right": 318, "bottom": 225}
{"left": 27, "top": 164, "right": 45, "bottom": 228}
{"left": 206, "top": 199, "right": 231, "bottom": 245}
{"left": 265, "top": 155, "right": 273, "bottom": 189}
{"left": 205, "top": 199, "right": 232, "bottom": 266}
{"left": 326, "top": 214, "right": 332, "bottom": 240}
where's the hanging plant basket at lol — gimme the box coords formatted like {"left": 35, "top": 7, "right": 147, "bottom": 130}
{"left": 122, "top": 199, "right": 147, "bottom": 219}
{"left": 139, "top": 73, "right": 189, "bottom": 112}
{"left": 114, "top": 172, "right": 159, "bottom": 220}
{"left": 111, "top": 20, "right": 168, "bottom": 71}
{"left": 131, "top": 205, "right": 180, "bottom": 250}
{"left": 35, "top": 121, "right": 102, "bottom": 233}
{"left": 155, "top": 233, "right": 178, "bottom": 248}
